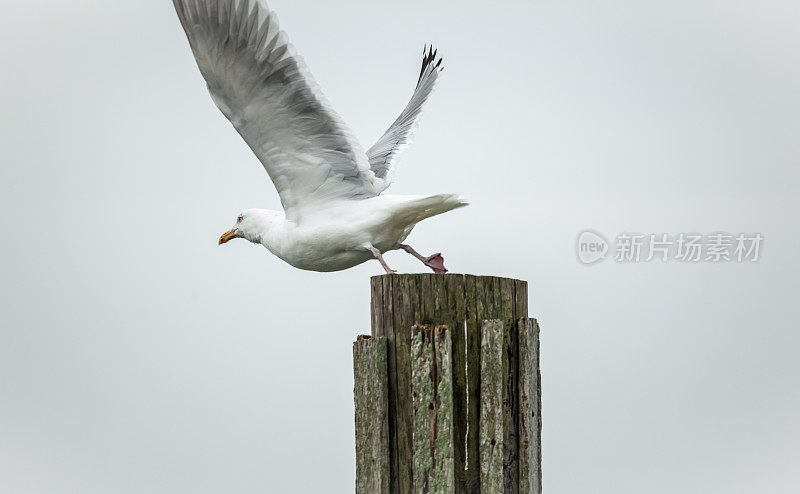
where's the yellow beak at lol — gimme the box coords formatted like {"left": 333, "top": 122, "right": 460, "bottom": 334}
{"left": 218, "top": 228, "right": 237, "bottom": 245}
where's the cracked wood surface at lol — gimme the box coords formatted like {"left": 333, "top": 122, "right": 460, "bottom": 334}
{"left": 354, "top": 335, "right": 390, "bottom": 494}
{"left": 411, "top": 325, "right": 455, "bottom": 494}
{"left": 363, "top": 274, "right": 537, "bottom": 494}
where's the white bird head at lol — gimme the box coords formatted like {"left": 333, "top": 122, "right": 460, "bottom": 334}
{"left": 218, "top": 209, "right": 283, "bottom": 246}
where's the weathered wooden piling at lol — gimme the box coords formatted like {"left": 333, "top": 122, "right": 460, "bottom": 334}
{"left": 354, "top": 335, "right": 391, "bottom": 494}
{"left": 354, "top": 274, "right": 541, "bottom": 494}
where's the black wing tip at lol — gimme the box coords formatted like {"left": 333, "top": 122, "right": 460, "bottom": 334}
{"left": 418, "top": 44, "right": 444, "bottom": 84}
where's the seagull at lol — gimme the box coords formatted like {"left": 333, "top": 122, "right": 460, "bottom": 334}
{"left": 171, "top": 0, "right": 467, "bottom": 274}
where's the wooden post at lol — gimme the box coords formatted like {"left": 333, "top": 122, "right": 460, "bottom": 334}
{"left": 355, "top": 274, "right": 541, "bottom": 494}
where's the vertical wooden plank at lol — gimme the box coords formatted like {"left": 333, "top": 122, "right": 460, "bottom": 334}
{"left": 517, "top": 320, "right": 531, "bottom": 494}
{"left": 420, "top": 274, "right": 435, "bottom": 325}
{"left": 393, "top": 275, "right": 422, "bottom": 494}
{"left": 479, "top": 319, "right": 505, "bottom": 493}
{"left": 444, "top": 275, "right": 467, "bottom": 493}
{"left": 513, "top": 280, "right": 528, "bottom": 323}
{"left": 464, "top": 275, "right": 480, "bottom": 493}
{"left": 371, "top": 276, "right": 385, "bottom": 337}
{"left": 479, "top": 314, "right": 521, "bottom": 494}
{"left": 534, "top": 322, "right": 541, "bottom": 494}
{"left": 499, "top": 278, "right": 514, "bottom": 325}
{"left": 379, "top": 274, "right": 400, "bottom": 493}
{"left": 430, "top": 275, "right": 445, "bottom": 323}
{"left": 354, "top": 335, "right": 391, "bottom": 494}
{"left": 518, "top": 318, "right": 542, "bottom": 494}
{"left": 480, "top": 276, "right": 500, "bottom": 320}
{"left": 475, "top": 276, "right": 501, "bottom": 492}
{"left": 499, "top": 279, "right": 518, "bottom": 494}
{"left": 512, "top": 279, "right": 530, "bottom": 494}
{"left": 411, "top": 326, "right": 435, "bottom": 493}
{"left": 394, "top": 275, "right": 411, "bottom": 494}
{"left": 411, "top": 325, "right": 456, "bottom": 494}
{"left": 433, "top": 325, "right": 456, "bottom": 493}
{"left": 503, "top": 318, "right": 517, "bottom": 494}
{"left": 430, "top": 276, "right": 459, "bottom": 492}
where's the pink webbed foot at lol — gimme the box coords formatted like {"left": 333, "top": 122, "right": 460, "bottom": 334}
{"left": 399, "top": 244, "right": 450, "bottom": 274}
{"left": 424, "top": 253, "right": 447, "bottom": 274}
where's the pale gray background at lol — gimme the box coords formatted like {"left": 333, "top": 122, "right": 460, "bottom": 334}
{"left": 1, "top": 1, "right": 798, "bottom": 492}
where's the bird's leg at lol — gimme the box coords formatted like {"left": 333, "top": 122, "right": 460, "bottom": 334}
{"left": 399, "top": 244, "right": 448, "bottom": 274}
{"left": 367, "top": 246, "right": 397, "bottom": 274}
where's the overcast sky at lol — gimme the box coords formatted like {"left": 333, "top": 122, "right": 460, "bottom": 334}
{"left": 1, "top": 1, "right": 798, "bottom": 492}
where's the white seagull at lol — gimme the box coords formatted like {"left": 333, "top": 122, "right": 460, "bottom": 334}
{"left": 171, "top": 0, "right": 467, "bottom": 274}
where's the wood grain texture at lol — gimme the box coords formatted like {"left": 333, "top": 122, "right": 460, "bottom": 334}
{"left": 444, "top": 275, "right": 468, "bottom": 493}
{"left": 369, "top": 274, "right": 531, "bottom": 494}
{"left": 467, "top": 277, "right": 527, "bottom": 493}
{"left": 411, "top": 326, "right": 436, "bottom": 493}
{"left": 518, "top": 319, "right": 542, "bottom": 494}
{"left": 394, "top": 276, "right": 418, "bottom": 493}
{"left": 411, "top": 325, "right": 455, "bottom": 494}
{"left": 479, "top": 316, "right": 525, "bottom": 494}
{"left": 432, "top": 326, "right": 456, "bottom": 493}
{"left": 464, "top": 275, "right": 480, "bottom": 493}
{"left": 372, "top": 276, "right": 400, "bottom": 493}
{"left": 479, "top": 319, "right": 505, "bottom": 493}
{"left": 502, "top": 315, "right": 519, "bottom": 493}
{"left": 354, "top": 335, "right": 391, "bottom": 494}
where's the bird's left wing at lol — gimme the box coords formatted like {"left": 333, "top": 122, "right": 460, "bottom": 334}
{"left": 367, "top": 46, "right": 444, "bottom": 192}
{"left": 172, "top": 0, "right": 381, "bottom": 222}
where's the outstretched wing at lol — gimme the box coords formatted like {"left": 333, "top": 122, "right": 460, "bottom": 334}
{"left": 367, "top": 46, "right": 444, "bottom": 192}
{"left": 172, "top": 0, "right": 381, "bottom": 222}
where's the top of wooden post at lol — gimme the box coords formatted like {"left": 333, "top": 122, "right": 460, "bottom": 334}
{"left": 370, "top": 273, "right": 527, "bottom": 285}
{"left": 370, "top": 274, "right": 528, "bottom": 332}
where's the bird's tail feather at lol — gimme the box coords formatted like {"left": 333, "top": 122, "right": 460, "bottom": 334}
{"left": 393, "top": 193, "right": 468, "bottom": 225}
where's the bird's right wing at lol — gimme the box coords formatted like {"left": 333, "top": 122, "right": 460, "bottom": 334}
{"left": 172, "top": 0, "right": 381, "bottom": 222}
{"left": 367, "top": 47, "right": 444, "bottom": 192}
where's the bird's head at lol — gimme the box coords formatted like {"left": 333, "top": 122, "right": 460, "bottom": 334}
{"left": 218, "top": 209, "right": 282, "bottom": 246}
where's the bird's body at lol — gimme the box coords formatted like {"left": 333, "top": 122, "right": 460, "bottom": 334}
{"left": 171, "top": 0, "right": 465, "bottom": 273}
{"left": 241, "top": 194, "right": 466, "bottom": 272}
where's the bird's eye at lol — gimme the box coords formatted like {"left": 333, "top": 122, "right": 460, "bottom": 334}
{"left": 237, "top": 215, "right": 243, "bottom": 223}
